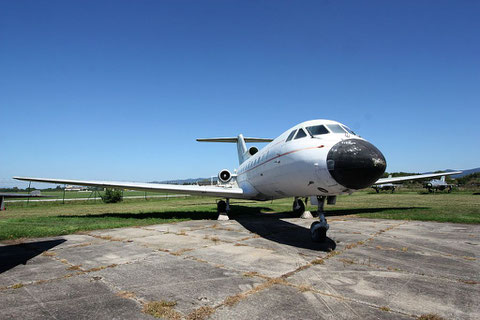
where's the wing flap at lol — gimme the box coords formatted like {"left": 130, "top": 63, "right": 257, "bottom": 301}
{"left": 374, "top": 171, "right": 462, "bottom": 185}
{"left": 13, "top": 177, "right": 245, "bottom": 199}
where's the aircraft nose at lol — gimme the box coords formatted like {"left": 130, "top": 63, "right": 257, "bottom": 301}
{"left": 327, "top": 139, "right": 386, "bottom": 190}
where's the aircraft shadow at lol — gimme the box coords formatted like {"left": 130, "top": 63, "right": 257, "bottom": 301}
{"left": 230, "top": 206, "right": 337, "bottom": 252}
{"left": 230, "top": 205, "right": 425, "bottom": 251}
{"left": 0, "top": 239, "right": 66, "bottom": 274}
{"left": 57, "top": 205, "right": 425, "bottom": 252}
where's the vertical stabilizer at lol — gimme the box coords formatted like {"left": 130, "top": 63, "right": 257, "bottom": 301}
{"left": 440, "top": 176, "right": 446, "bottom": 182}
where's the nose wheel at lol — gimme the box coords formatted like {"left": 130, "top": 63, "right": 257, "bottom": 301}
{"left": 310, "top": 196, "right": 329, "bottom": 242}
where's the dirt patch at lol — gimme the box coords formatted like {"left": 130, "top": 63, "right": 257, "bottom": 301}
{"left": 142, "top": 301, "right": 182, "bottom": 319}
{"left": 116, "top": 291, "right": 136, "bottom": 299}
{"left": 186, "top": 306, "right": 215, "bottom": 320}
{"left": 170, "top": 248, "right": 194, "bottom": 256}
{"left": 417, "top": 314, "right": 446, "bottom": 320}
{"left": 66, "top": 265, "right": 83, "bottom": 271}
{"left": 41, "top": 251, "right": 56, "bottom": 257}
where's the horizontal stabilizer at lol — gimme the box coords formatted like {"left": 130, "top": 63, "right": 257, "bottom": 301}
{"left": 197, "top": 137, "right": 273, "bottom": 143}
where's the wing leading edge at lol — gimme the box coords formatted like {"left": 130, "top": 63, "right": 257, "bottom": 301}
{"left": 13, "top": 177, "right": 245, "bottom": 199}
{"left": 374, "top": 171, "right": 462, "bottom": 185}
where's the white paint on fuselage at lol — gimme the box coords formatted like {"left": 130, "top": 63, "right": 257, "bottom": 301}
{"left": 236, "top": 119, "right": 365, "bottom": 200}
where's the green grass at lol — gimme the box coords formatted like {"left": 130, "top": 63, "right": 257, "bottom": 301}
{"left": 1, "top": 191, "right": 478, "bottom": 241}
{"left": 331, "top": 192, "right": 480, "bottom": 224}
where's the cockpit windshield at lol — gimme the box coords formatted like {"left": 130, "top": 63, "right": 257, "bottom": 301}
{"left": 326, "top": 124, "right": 347, "bottom": 134}
{"left": 306, "top": 125, "right": 329, "bottom": 136}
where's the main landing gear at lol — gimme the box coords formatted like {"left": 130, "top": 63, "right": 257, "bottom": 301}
{"left": 292, "top": 197, "right": 306, "bottom": 216}
{"left": 310, "top": 196, "right": 329, "bottom": 242}
{"left": 217, "top": 199, "right": 230, "bottom": 220}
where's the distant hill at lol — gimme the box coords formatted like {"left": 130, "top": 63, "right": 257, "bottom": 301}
{"left": 446, "top": 167, "right": 480, "bottom": 178}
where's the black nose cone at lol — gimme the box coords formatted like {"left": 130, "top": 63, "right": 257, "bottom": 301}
{"left": 327, "top": 139, "right": 386, "bottom": 190}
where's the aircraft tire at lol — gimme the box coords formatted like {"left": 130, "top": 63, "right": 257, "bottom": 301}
{"left": 217, "top": 200, "right": 227, "bottom": 213}
{"left": 292, "top": 199, "right": 305, "bottom": 216}
{"left": 310, "top": 221, "right": 327, "bottom": 242}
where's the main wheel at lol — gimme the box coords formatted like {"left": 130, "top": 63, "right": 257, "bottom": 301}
{"left": 310, "top": 221, "right": 327, "bottom": 242}
{"left": 217, "top": 200, "right": 227, "bottom": 213}
{"left": 292, "top": 199, "right": 305, "bottom": 216}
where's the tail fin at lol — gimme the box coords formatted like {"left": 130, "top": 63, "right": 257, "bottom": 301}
{"left": 197, "top": 135, "right": 273, "bottom": 165}
{"left": 440, "top": 176, "right": 446, "bottom": 182}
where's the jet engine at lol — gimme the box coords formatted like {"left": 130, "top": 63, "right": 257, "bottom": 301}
{"left": 218, "top": 169, "right": 232, "bottom": 183}
{"left": 248, "top": 146, "right": 259, "bottom": 156}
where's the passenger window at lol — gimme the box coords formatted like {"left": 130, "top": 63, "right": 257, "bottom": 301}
{"left": 294, "top": 128, "right": 307, "bottom": 139}
{"left": 306, "top": 125, "right": 329, "bottom": 136}
{"left": 286, "top": 130, "right": 296, "bottom": 142}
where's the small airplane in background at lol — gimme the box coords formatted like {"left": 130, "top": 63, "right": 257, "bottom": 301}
{"left": 424, "top": 176, "right": 455, "bottom": 193}
{"left": 14, "top": 119, "right": 461, "bottom": 242}
{"left": 372, "top": 175, "right": 401, "bottom": 193}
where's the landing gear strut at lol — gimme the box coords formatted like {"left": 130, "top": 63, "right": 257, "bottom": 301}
{"left": 311, "top": 196, "right": 329, "bottom": 242}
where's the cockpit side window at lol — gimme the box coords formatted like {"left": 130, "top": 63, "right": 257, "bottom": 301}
{"left": 286, "top": 130, "right": 296, "bottom": 142}
{"left": 326, "top": 124, "right": 347, "bottom": 134}
{"left": 294, "top": 128, "right": 307, "bottom": 139}
{"left": 341, "top": 125, "right": 356, "bottom": 135}
{"left": 306, "top": 125, "right": 329, "bottom": 136}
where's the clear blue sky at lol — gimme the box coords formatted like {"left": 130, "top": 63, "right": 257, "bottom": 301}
{"left": 1, "top": 0, "right": 479, "bottom": 188}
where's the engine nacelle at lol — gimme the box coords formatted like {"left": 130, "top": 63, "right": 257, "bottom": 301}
{"left": 248, "top": 146, "right": 258, "bottom": 156}
{"left": 218, "top": 169, "right": 232, "bottom": 183}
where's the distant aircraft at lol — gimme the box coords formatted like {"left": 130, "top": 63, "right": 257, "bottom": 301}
{"left": 0, "top": 191, "right": 46, "bottom": 210}
{"left": 372, "top": 175, "right": 401, "bottom": 193}
{"left": 424, "top": 176, "right": 455, "bottom": 193}
{"left": 14, "top": 119, "right": 461, "bottom": 241}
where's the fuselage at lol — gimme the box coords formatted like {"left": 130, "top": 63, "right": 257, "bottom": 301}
{"left": 236, "top": 119, "right": 386, "bottom": 200}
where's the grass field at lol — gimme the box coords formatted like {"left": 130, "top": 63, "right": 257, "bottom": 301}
{"left": 1, "top": 191, "right": 479, "bottom": 241}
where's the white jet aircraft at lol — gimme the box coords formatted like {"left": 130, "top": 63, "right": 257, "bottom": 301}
{"left": 14, "top": 119, "right": 461, "bottom": 241}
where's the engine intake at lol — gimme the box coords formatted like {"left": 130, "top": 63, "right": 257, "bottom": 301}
{"left": 248, "top": 146, "right": 258, "bottom": 156}
{"left": 218, "top": 169, "right": 232, "bottom": 183}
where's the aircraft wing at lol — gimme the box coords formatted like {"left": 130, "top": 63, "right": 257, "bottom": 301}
{"left": 13, "top": 177, "right": 245, "bottom": 199}
{"left": 374, "top": 171, "right": 462, "bottom": 185}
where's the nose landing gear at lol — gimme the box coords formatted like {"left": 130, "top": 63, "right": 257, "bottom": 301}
{"left": 310, "top": 196, "right": 329, "bottom": 242}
